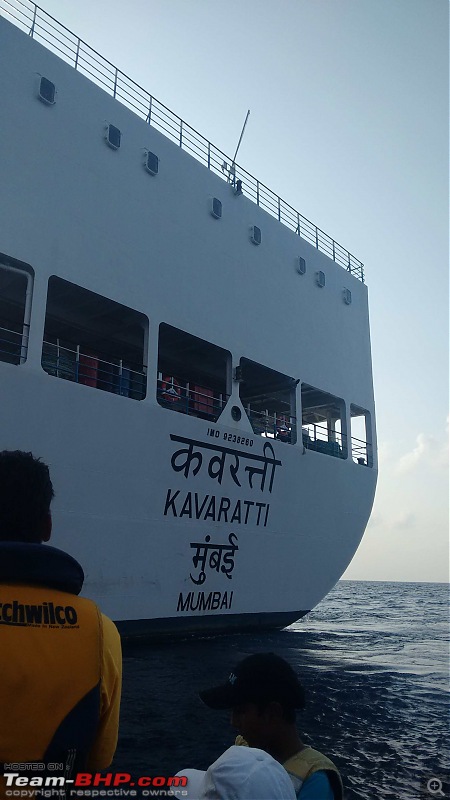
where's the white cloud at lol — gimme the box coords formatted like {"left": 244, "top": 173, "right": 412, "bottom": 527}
{"left": 395, "top": 431, "right": 448, "bottom": 475}
{"left": 391, "top": 511, "right": 416, "bottom": 531}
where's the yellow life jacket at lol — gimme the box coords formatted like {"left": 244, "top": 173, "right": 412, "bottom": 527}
{"left": 0, "top": 543, "right": 103, "bottom": 776}
{"left": 284, "top": 747, "right": 343, "bottom": 800}
{"left": 235, "top": 736, "right": 343, "bottom": 799}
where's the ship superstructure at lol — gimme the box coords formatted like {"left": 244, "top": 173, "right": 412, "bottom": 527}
{"left": 0, "top": 1, "right": 377, "bottom": 636}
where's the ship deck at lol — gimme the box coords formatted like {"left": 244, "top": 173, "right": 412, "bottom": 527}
{"left": 1, "top": 0, "right": 365, "bottom": 282}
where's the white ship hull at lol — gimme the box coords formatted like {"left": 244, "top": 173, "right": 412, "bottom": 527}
{"left": 0, "top": 7, "right": 377, "bottom": 636}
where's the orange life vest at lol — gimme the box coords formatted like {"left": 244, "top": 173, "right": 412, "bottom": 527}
{"left": 0, "top": 543, "right": 102, "bottom": 774}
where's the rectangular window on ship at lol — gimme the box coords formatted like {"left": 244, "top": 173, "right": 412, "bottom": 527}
{"left": 41, "top": 277, "right": 148, "bottom": 400}
{"left": 301, "top": 384, "right": 346, "bottom": 458}
{"left": 350, "top": 404, "right": 373, "bottom": 467}
{"left": 157, "top": 324, "right": 231, "bottom": 421}
{"left": 238, "top": 358, "right": 297, "bottom": 444}
{"left": 0, "top": 257, "right": 33, "bottom": 366}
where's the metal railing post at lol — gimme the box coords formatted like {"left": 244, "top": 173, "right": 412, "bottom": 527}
{"left": 20, "top": 324, "right": 29, "bottom": 364}
{"left": 179, "top": 120, "right": 183, "bottom": 148}
{"left": 146, "top": 96, "right": 152, "bottom": 124}
{"left": 74, "top": 39, "right": 80, "bottom": 70}
{"left": 207, "top": 141, "right": 211, "bottom": 169}
{"left": 113, "top": 68, "right": 118, "bottom": 99}
{"left": 29, "top": 5, "right": 37, "bottom": 37}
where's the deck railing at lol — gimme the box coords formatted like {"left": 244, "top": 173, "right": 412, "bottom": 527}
{"left": 1, "top": 0, "right": 365, "bottom": 282}
{"left": 351, "top": 435, "right": 373, "bottom": 467}
{"left": 302, "top": 423, "right": 347, "bottom": 459}
{"left": 157, "top": 376, "right": 229, "bottom": 422}
{"left": 42, "top": 340, "right": 147, "bottom": 400}
{"left": 0, "top": 321, "right": 29, "bottom": 364}
{"left": 245, "top": 407, "right": 296, "bottom": 443}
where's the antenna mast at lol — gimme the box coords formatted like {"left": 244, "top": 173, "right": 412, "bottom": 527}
{"left": 232, "top": 109, "right": 250, "bottom": 165}
{"left": 225, "top": 109, "right": 250, "bottom": 185}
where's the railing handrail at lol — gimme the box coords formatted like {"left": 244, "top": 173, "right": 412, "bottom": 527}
{"left": 302, "top": 420, "right": 347, "bottom": 442}
{"left": 42, "top": 339, "right": 147, "bottom": 398}
{"left": 157, "top": 376, "right": 229, "bottom": 405}
{"left": 1, "top": 0, "right": 365, "bottom": 282}
{"left": 0, "top": 322, "right": 28, "bottom": 337}
{"left": 42, "top": 338, "right": 146, "bottom": 377}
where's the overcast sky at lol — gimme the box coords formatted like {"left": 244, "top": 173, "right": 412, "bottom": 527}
{"left": 5, "top": 0, "right": 448, "bottom": 582}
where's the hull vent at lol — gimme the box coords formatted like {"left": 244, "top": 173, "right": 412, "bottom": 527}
{"left": 210, "top": 197, "right": 222, "bottom": 219}
{"left": 105, "top": 124, "right": 121, "bottom": 150}
{"left": 144, "top": 151, "right": 159, "bottom": 175}
{"left": 250, "top": 226, "right": 261, "bottom": 245}
{"left": 297, "top": 257, "right": 306, "bottom": 275}
{"left": 315, "top": 270, "right": 326, "bottom": 288}
{"left": 38, "top": 77, "right": 56, "bottom": 105}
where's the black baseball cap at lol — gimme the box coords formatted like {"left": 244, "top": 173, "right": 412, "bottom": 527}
{"left": 199, "top": 653, "right": 306, "bottom": 710}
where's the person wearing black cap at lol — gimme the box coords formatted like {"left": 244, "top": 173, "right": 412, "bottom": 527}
{"left": 199, "top": 653, "right": 343, "bottom": 800}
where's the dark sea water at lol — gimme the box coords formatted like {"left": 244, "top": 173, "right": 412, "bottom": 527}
{"left": 115, "top": 581, "right": 449, "bottom": 800}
